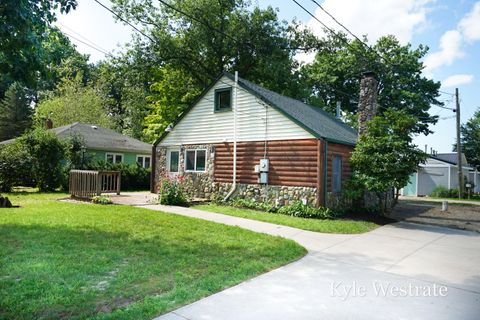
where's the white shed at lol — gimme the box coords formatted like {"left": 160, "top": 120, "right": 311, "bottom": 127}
{"left": 402, "top": 153, "right": 479, "bottom": 196}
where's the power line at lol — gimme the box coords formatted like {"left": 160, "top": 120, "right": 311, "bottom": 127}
{"left": 62, "top": 31, "right": 111, "bottom": 57}
{"left": 308, "top": 0, "right": 396, "bottom": 67}
{"left": 57, "top": 22, "right": 109, "bottom": 53}
{"left": 92, "top": 0, "right": 156, "bottom": 43}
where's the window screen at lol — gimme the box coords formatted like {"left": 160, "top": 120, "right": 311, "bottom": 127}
{"left": 186, "top": 150, "right": 195, "bottom": 171}
{"left": 169, "top": 151, "right": 179, "bottom": 172}
{"left": 144, "top": 156, "right": 151, "bottom": 169}
{"left": 215, "top": 88, "right": 232, "bottom": 111}
{"left": 196, "top": 150, "right": 206, "bottom": 171}
{"left": 332, "top": 155, "right": 342, "bottom": 193}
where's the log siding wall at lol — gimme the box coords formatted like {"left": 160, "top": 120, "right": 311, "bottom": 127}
{"left": 214, "top": 139, "right": 319, "bottom": 188}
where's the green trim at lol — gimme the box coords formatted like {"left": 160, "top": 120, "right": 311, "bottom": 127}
{"left": 324, "top": 141, "right": 328, "bottom": 203}
{"left": 214, "top": 87, "right": 232, "bottom": 112}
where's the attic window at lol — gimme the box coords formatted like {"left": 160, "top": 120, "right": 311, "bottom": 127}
{"left": 214, "top": 87, "right": 232, "bottom": 112}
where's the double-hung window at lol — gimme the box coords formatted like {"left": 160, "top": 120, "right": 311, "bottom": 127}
{"left": 185, "top": 149, "right": 206, "bottom": 172}
{"left": 106, "top": 153, "right": 123, "bottom": 164}
{"left": 136, "top": 155, "right": 151, "bottom": 168}
{"left": 332, "top": 155, "right": 343, "bottom": 193}
{"left": 214, "top": 87, "right": 232, "bottom": 112}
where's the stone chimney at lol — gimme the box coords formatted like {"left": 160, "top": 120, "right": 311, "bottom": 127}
{"left": 357, "top": 71, "right": 378, "bottom": 136}
{"left": 45, "top": 118, "right": 53, "bottom": 130}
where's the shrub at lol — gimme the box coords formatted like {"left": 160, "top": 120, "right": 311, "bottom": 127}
{"left": 92, "top": 195, "right": 112, "bottom": 205}
{"left": 230, "top": 198, "right": 277, "bottom": 213}
{"left": 430, "top": 186, "right": 461, "bottom": 198}
{"left": 158, "top": 176, "right": 187, "bottom": 206}
{"left": 90, "top": 161, "right": 150, "bottom": 191}
{"left": 0, "top": 142, "right": 35, "bottom": 192}
{"left": 18, "top": 129, "right": 65, "bottom": 191}
{"left": 277, "top": 201, "right": 336, "bottom": 219}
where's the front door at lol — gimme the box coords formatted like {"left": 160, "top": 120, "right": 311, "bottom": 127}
{"left": 167, "top": 149, "right": 180, "bottom": 177}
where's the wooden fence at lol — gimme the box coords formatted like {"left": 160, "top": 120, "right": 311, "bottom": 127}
{"left": 69, "top": 170, "right": 121, "bottom": 199}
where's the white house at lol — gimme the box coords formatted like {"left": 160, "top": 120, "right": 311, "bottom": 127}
{"left": 402, "top": 153, "right": 480, "bottom": 196}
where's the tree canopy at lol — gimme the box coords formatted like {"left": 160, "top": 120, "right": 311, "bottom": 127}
{"left": 34, "top": 76, "right": 113, "bottom": 129}
{"left": 0, "top": 82, "right": 33, "bottom": 141}
{"left": 0, "top": 0, "right": 78, "bottom": 97}
{"left": 457, "top": 109, "right": 480, "bottom": 169}
{"left": 302, "top": 34, "right": 442, "bottom": 135}
{"left": 350, "top": 109, "right": 427, "bottom": 212}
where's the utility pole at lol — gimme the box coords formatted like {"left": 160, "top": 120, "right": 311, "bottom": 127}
{"left": 456, "top": 87, "right": 464, "bottom": 199}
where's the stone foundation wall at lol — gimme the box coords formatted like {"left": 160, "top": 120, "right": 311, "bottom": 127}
{"left": 155, "top": 143, "right": 393, "bottom": 211}
{"left": 214, "top": 183, "right": 317, "bottom": 206}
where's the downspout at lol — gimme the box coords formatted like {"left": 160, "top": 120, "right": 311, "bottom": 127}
{"left": 323, "top": 140, "right": 328, "bottom": 204}
{"left": 224, "top": 71, "right": 238, "bottom": 201}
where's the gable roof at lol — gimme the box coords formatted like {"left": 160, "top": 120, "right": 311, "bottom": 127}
{"left": 155, "top": 72, "right": 357, "bottom": 146}
{"left": 225, "top": 73, "right": 358, "bottom": 145}
{"left": 431, "top": 153, "right": 469, "bottom": 167}
{"left": 53, "top": 123, "right": 151, "bottom": 153}
{"left": 0, "top": 123, "right": 152, "bottom": 154}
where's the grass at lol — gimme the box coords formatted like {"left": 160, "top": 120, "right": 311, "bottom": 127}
{"left": 0, "top": 193, "right": 305, "bottom": 320}
{"left": 193, "top": 204, "right": 380, "bottom": 234}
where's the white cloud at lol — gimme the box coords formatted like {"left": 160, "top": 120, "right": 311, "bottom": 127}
{"left": 305, "top": 0, "right": 434, "bottom": 44}
{"left": 423, "top": 30, "right": 464, "bottom": 73}
{"left": 442, "top": 74, "right": 474, "bottom": 88}
{"left": 424, "top": 1, "right": 480, "bottom": 74}
{"left": 459, "top": 2, "right": 480, "bottom": 42}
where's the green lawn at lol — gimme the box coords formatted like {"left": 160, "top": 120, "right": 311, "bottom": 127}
{"left": 0, "top": 193, "right": 305, "bottom": 320}
{"left": 193, "top": 204, "right": 380, "bottom": 234}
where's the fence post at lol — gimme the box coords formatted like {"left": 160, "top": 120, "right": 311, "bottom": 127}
{"left": 96, "top": 172, "right": 101, "bottom": 196}
{"left": 116, "top": 172, "right": 121, "bottom": 195}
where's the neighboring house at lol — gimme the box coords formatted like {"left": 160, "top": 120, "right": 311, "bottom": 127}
{"left": 151, "top": 72, "right": 358, "bottom": 207}
{"left": 402, "top": 153, "right": 480, "bottom": 196}
{"left": 0, "top": 122, "right": 152, "bottom": 168}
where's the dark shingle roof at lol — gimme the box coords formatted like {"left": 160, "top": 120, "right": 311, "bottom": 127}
{"left": 432, "top": 153, "right": 470, "bottom": 167}
{"left": 224, "top": 73, "right": 358, "bottom": 145}
{"left": 0, "top": 123, "right": 151, "bottom": 154}
{"left": 53, "top": 123, "right": 151, "bottom": 153}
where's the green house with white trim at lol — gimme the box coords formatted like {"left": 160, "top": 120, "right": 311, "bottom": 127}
{"left": 0, "top": 122, "right": 152, "bottom": 168}
{"left": 52, "top": 123, "right": 152, "bottom": 168}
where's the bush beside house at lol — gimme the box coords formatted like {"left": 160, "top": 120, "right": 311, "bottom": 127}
{"left": 0, "top": 129, "right": 151, "bottom": 192}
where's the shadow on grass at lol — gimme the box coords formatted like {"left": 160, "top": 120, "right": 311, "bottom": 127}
{"left": 0, "top": 223, "right": 301, "bottom": 320}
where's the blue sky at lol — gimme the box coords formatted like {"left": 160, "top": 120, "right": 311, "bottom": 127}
{"left": 57, "top": 0, "right": 480, "bottom": 153}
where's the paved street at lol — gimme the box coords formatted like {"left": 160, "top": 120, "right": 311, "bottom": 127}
{"left": 144, "top": 205, "right": 480, "bottom": 320}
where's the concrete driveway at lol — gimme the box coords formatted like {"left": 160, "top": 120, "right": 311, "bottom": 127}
{"left": 143, "top": 205, "right": 480, "bottom": 320}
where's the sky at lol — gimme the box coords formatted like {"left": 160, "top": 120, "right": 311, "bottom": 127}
{"left": 56, "top": 0, "right": 480, "bottom": 153}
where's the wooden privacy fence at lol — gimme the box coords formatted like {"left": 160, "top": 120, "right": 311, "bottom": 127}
{"left": 69, "top": 170, "right": 121, "bottom": 199}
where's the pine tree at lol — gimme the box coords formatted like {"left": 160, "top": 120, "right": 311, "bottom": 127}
{"left": 0, "top": 82, "right": 33, "bottom": 141}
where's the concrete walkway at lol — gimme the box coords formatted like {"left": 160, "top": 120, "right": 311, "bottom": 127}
{"left": 143, "top": 205, "right": 480, "bottom": 320}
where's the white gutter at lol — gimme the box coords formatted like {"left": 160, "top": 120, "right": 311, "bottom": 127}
{"left": 224, "top": 71, "right": 238, "bottom": 201}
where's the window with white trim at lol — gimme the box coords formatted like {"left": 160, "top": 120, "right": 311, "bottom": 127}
{"left": 185, "top": 149, "right": 206, "bottom": 172}
{"left": 136, "top": 155, "right": 151, "bottom": 168}
{"left": 106, "top": 153, "right": 124, "bottom": 164}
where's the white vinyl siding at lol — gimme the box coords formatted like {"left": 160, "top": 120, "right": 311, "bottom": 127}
{"left": 159, "top": 76, "right": 314, "bottom": 146}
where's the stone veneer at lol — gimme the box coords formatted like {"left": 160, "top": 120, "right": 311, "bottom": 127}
{"left": 155, "top": 143, "right": 393, "bottom": 210}
{"left": 155, "top": 143, "right": 318, "bottom": 205}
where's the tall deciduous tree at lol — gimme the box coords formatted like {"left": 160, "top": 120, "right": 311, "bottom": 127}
{"left": 0, "top": 82, "right": 33, "bottom": 141}
{"left": 35, "top": 76, "right": 113, "bottom": 129}
{"left": 302, "top": 34, "right": 442, "bottom": 135}
{"left": 0, "top": 0, "right": 77, "bottom": 97}
{"left": 457, "top": 109, "right": 480, "bottom": 170}
{"left": 109, "top": 0, "right": 315, "bottom": 140}
{"left": 350, "top": 109, "right": 427, "bottom": 213}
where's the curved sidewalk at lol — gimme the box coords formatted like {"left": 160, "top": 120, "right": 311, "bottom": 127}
{"left": 143, "top": 204, "right": 480, "bottom": 320}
